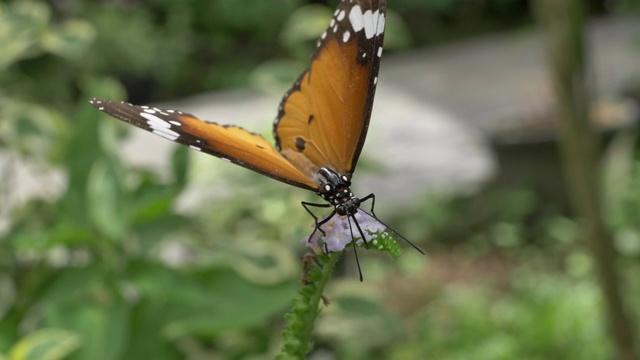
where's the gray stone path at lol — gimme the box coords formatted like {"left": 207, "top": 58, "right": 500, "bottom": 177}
{"left": 2, "top": 15, "right": 639, "bottom": 230}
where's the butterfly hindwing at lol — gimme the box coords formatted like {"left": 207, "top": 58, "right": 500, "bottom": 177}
{"left": 89, "top": 98, "right": 318, "bottom": 190}
{"left": 274, "top": 0, "right": 386, "bottom": 175}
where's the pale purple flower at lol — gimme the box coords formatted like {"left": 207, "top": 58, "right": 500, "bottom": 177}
{"left": 302, "top": 211, "right": 387, "bottom": 252}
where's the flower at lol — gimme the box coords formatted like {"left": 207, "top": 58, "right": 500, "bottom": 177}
{"left": 302, "top": 211, "right": 388, "bottom": 252}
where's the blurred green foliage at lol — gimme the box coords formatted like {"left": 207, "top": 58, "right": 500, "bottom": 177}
{"left": 1, "top": 0, "right": 638, "bottom": 359}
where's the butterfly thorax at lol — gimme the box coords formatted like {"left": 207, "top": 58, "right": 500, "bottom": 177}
{"left": 315, "top": 167, "right": 360, "bottom": 216}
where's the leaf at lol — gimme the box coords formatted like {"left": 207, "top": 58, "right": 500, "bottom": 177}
{"left": 38, "top": 267, "right": 131, "bottom": 360}
{"left": 0, "top": 96, "right": 69, "bottom": 161}
{"left": 384, "top": 10, "right": 414, "bottom": 50}
{"left": 125, "top": 299, "right": 180, "bottom": 360}
{"left": 279, "top": 5, "right": 332, "bottom": 47}
{"left": 127, "top": 261, "right": 296, "bottom": 339}
{"left": 41, "top": 20, "right": 96, "bottom": 60}
{"left": 250, "top": 59, "right": 304, "bottom": 93}
{"left": 38, "top": 267, "right": 100, "bottom": 306}
{"left": 0, "top": 1, "right": 51, "bottom": 69}
{"left": 8, "top": 329, "right": 80, "bottom": 360}
{"left": 170, "top": 145, "right": 189, "bottom": 189}
{"left": 61, "top": 302, "right": 129, "bottom": 360}
{"left": 86, "top": 159, "right": 127, "bottom": 240}
{"left": 0, "top": 273, "right": 16, "bottom": 321}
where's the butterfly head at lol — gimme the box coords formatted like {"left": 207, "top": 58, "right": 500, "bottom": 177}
{"left": 316, "top": 168, "right": 360, "bottom": 216}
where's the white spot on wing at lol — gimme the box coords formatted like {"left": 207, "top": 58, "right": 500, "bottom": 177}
{"left": 349, "top": 5, "right": 364, "bottom": 32}
{"left": 333, "top": 24, "right": 338, "bottom": 33}
{"left": 374, "top": 76, "right": 378, "bottom": 85}
{"left": 143, "top": 109, "right": 156, "bottom": 114}
{"left": 363, "top": 10, "right": 374, "bottom": 39}
{"left": 337, "top": 10, "right": 346, "bottom": 21}
{"left": 141, "top": 112, "right": 169, "bottom": 128}
{"left": 343, "top": 31, "right": 351, "bottom": 42}
{"left": 152, "top": 129, "right": 179, "bottom": 141}
{"left": 140, "top": 112, "right": 180, "bottom": 141}
{"left": 377, "top": 46, "right": 383, "bottom": 57}
{"left": 169, "top": 120, "right": 181, "bottom": 126}
{"left": 189, "top": 145, "right": 201, "bottom": 151}
{"left": 376, "top": 13, "right": 385, "bottom": 35}
{"left": 330, "top": 18, "right": 336, "bottom": 27}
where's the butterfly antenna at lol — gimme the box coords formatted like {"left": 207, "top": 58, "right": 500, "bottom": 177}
{"left": 347, "top": 215, "right": 364, "bottom": 282}
{"left": 359, "top": 209, "right": 425, "bottom": 255}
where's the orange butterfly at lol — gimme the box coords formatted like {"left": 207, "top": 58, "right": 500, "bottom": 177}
{"left": 90, "top": 0, "right": 423, "bottom": 265}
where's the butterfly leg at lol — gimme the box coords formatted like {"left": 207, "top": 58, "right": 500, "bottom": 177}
{"left": 350, "top": 214, "right": 370, "bottom": 249}
{"left": 359, "top": 193, "right": 377, "bottom": 218}
{"left": 302, "top": 201, "right": 334, "bottom": 240}
{"left": 347, "top": 215, "right": 364, "bottom": 282}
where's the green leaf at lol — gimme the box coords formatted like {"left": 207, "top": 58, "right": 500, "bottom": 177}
{"left": 279, "top": 4, "right": 332, "bottom": 59}
{"left": 0, "top": 273, "right": 16, "bottom": 321}
{"left": 41, "top": 20, "right": 96, "bottom": 60}
{"left": 0, "top": 96, "right": 69, "bottom": 161}
{"left": 8, "top": 329, "right": 80, "bottom": 360}
{"left": 86, "top": 159, "right": 127, "bottom": 240}
{"left": 170, "top": 145, "right": 189, "bottom": 189}
{"left": 127, "top": 261, "right": 296, "bottom": 339}
{"left": 0, "top": 1, "right": 51, "bottom": 69}
{"left": 38, "top": 267, "right": 100, "bottom": 306}
{"left": 38, "top": 267, "right": 131, "bottom": 360}
{"left": 250, "top": 59, "right": 304, "bottom": 93}
{"left": 384, "top": 10, "right": 414, "bottom": 50}
{"left": 125, "top": 299, "right": 180, "bottom": 360}
{"left": 62, "top": 302, "right": 129, "bottom": 360}
{"left": 133, "top": 214, "right": 185, "bottom": 251}
{"left": 280, "top": 5, "right": 332, "bottom": 46}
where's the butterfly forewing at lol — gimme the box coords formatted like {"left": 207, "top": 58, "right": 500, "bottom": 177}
{"left": 274, "top": 0, "right": 386, "bottom": 175}
{"left": 89, "top": 99, "right": 318, "bottom": 190}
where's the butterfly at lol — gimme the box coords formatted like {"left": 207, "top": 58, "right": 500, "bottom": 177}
{"left": 90, "top": 0, "right": 423, "bottom": 275}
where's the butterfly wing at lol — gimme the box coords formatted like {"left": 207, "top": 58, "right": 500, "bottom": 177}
{"left": 89, "top": 98, "right": 318, "bottom": 191}
{"left": 274, "top": 0, "right": 386, "bottom": 175}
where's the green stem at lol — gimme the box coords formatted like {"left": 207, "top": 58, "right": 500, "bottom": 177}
{"left": 534, "top": 1, "right": 638, "bottom": 358}
{"left": 277, "top": 252, "right": 341, "bottom": 359}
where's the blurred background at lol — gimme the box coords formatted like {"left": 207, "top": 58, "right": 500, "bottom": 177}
{"left": 1, "top": 0, "right": 640, "bottom": 359}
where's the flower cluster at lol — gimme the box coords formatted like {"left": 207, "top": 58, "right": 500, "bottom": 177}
{"left": 302, "top": 211, "right": 390, "bottom": 252}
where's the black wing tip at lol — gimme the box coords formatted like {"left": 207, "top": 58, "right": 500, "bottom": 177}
{"left": 89, "top": 97, "right": 121, "bottom": 109}
{"left": 88, "top": 97, "right": 104, "bottom": 107}
{"left": 88, "top": 98, "right": 113, "bottom": 113}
